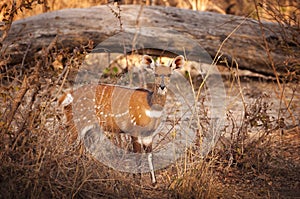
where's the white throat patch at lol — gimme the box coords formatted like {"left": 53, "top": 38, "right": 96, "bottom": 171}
{"left": 145, "top": 109, "right": 162, "bottom": 118}
{"left": 157, "top": 87, "right": 167, "bottom": 95}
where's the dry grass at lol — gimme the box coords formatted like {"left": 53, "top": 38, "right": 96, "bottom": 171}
{"left": 0, "top": 0, "right": 299, "bottom": 198}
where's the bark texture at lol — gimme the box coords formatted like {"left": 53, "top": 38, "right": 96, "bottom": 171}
{"left": 2, "top": 5, "right": 299, "bottom": 75}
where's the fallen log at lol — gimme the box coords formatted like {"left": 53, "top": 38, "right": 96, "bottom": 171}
{"left": 1, "top": 5, "right": 299, "bottom": 76}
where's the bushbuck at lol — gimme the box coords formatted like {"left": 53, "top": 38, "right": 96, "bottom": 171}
{"left": 59, "top": 54, "right": 185, "bottom": 185}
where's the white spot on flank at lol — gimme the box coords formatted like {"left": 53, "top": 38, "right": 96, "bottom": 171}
{"left": 145, "top": 109, "right": 162, "bottom": 118}
{"left": 131, "top": 117, "right": 136, "bottom": 124}
{"left": 61, "top": 93, "right": 73, "bottom": 106}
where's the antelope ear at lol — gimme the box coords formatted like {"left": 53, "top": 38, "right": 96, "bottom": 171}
{"left": 141, "top": 55, "right": 155, "bottom": 69}
{"left": 171, "top": 55, "right": 185, "bottom": 69}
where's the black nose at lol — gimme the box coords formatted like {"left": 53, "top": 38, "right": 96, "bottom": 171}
{"left": 160, "top": 85, "right": 166, "bottom": 90}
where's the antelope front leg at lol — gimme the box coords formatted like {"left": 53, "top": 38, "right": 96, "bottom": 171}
{"left": 131, "top": 136, "right": 142, "bottom": 184}
{"left": 144, "top": 144, "right": 156, "bottom": 185}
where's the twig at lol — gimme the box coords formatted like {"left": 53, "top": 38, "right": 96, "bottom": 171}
{"left": 253, "top": 0, "right": 296, "bottom": 124}
{"left": 107, "top": 1, "right": 123, "bottom": 31}
{"left": 0, "top": 0, "right": 16, "bottom": 46}
{"left": 1, "top": 75, "right": 29, "bottom": 134}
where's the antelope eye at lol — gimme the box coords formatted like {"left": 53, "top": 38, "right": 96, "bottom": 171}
{"left": 155, "top": 74, "right": 171, "bottom": 77}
